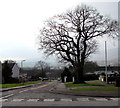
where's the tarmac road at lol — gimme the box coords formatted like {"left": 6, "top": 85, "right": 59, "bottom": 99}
{"left": 1, "top": 80, "right": 119, "bottom": 107}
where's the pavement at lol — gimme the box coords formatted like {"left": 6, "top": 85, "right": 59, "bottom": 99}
{"left": 50, "top": 82, "right": 120, "bottom": 98}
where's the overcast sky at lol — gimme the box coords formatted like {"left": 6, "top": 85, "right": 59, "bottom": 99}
{"left": 0, "top": 0, "right": 119, "bottom": 67}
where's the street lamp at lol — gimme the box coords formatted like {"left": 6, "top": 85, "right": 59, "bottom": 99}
{"left": 20, "top": 60, "right": 26, "bottom": 83}
{"left": 21, "top": 60, "right": 26, "bottom": 69}
{"left": 105, "top": 41, "right": 108, "bottom": 83}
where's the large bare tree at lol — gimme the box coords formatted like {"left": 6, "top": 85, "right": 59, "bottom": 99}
{"left": 38, "top": 5, "right": 118, "bottom": 83}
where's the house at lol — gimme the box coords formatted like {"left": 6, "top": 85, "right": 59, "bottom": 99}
{"left": 2, "top": 62, "right": 20, "bottom": 79}
{"left": 10, "top": 63, "right": 20, "bottom": 78}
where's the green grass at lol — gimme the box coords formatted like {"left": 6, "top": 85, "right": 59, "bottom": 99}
{"left": 1, "top": 81, "right": 41, "bottom": 88}
{"left": 70, "top": 86, "right": 120, "bottom": 91}
{"left": 65, "top": 80, "right": 120, "bottom": 91}
{"left": 42, "top": 80, "right": 51, "bottom": 82}
{"left": 65, "top": 80, "right": 105, "bottom": 88}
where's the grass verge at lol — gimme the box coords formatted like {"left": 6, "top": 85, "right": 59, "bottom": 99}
{"left": 1, "top": 81, "right": 42, "bottom": 88}
{"left": 70, "top": 86, "right": 119, "bottom": 91}
{"left": 65, "top": 80, "right": 105, "bottom": 88}
{"left": 65, "top": 80, "right": 120, "bottom": 91}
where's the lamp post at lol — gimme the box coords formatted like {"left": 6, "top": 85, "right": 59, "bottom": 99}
{"left": 105, "top": 41, "right": 108, "bottom": 83}
{"left": 21, "top": 60, "right": 26, "bottom": 69}
{"left": 20, "top": 60, "right": 26, "bottom": 82}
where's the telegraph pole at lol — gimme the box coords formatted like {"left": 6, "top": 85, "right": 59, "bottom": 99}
{"left": 105, "top": 41, "right": 108, "bottom": 83}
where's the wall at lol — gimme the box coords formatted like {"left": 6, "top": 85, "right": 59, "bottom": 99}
{"left": 0, "top": 61, "right": 2, "bottom": 83}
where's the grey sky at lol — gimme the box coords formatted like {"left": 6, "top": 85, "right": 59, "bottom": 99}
{"left": 0, "top": 0, "right": 119, "bottom": 67}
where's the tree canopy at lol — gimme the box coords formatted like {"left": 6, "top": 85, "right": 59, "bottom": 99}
{"left": 38, "top": 5, "right": 118, "bottom": 83}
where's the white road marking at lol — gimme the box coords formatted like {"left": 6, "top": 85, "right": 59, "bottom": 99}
{"left": 1, "top": 97, "right": 120, "bottom": 102}
{"left": 49, "top": 88, "right": 54, "bottom": 91}
{"left": 12, "top": 99, "right": 24, "bottom": 102}
{"left": 0, "top": 99, "right": 8, "bottom": 102}
{"left": 27, "top": 99, "right": 39, "bottom": 102}
{"left": 19, "top": 89, "right": 28, "bottom": 93}
{"left": 60, "top": 98, "right": 72, "bottom": 101}
{"left": 44, "top": 99, "right": 55, "bottom": 101}
{"left": 77, "top": 98, "right": 89, "bottom": 101}
{"left": 0, "top": 94, "right": 13, "bottom": 99}
{"left": 36, "top": 85, "right": 48, "bottom": 89}
{"left": 110, "top": 98, "right": 119, "bottom": 101}
{"left": 94, "top": 98, "right": 108, "bottom": 101}
{"left": 30, "top": 88, "right": 37, "bottom": 90}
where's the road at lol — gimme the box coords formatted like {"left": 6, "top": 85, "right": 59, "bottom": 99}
{"left": 0, "top": 80, "right": 119, "bottom": 107}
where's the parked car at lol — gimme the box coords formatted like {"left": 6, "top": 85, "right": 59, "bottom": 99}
{"left": 42, "top": 78, "right": 48, "bottom": 81}
{"left": 57, "top": 77, "right": 61, "bottom": 81}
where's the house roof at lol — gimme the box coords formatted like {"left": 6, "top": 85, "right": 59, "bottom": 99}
{"left": 2, "top": 63, "right": 16, "bottom": 70}
{"left": 8, "top": 63, "right": 16, "bottom": 69}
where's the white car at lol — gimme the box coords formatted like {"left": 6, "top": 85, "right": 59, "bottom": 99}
{"left": 57, "top": 78, "right": 61, "bottom": 81}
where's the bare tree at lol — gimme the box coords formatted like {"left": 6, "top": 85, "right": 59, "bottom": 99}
{"left": 38, "top": 5, "right": 118, "bottom": 83}
{"left": 34, "top": 61, "right": 50, "bottom": 78}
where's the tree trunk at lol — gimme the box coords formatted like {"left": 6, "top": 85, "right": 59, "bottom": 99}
{"left": 74, "top": 40, "right": 86, "bottom": 84}
{"left": 74, "top": 64, "right": 85, "bottom": 84}
{"left": 74, "top": 39, "right": 87, "bottom": 84}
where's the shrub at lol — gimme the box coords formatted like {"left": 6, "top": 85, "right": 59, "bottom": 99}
{"left": 84, "top": 74, "right": 99, "bottom": 81}
{"left": 4, "top": 77, "right": 19, "bottom": 84}
{"left": 61, "top": 67, "right": 72, "bottom": 82}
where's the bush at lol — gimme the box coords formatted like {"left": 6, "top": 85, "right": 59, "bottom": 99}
{"left": 101, "top": 72, "right": 105, "bottom": 76}
{"left": 30, "top": 76, "right": 39, "bottom": 81}
{"left": 5, "top": 77, "right": 19, "bottom": 84}
{"left": 115, "top": 75, "right": 120, "bottom": 87}
{"left": 66, "top": 77, "right": 72, "bottom": 82}
{"left": 84, "top": 74, "right": 99, "bottom": 81}
{"left": 61, "top": 67, "right": 72, "bottom": 82}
